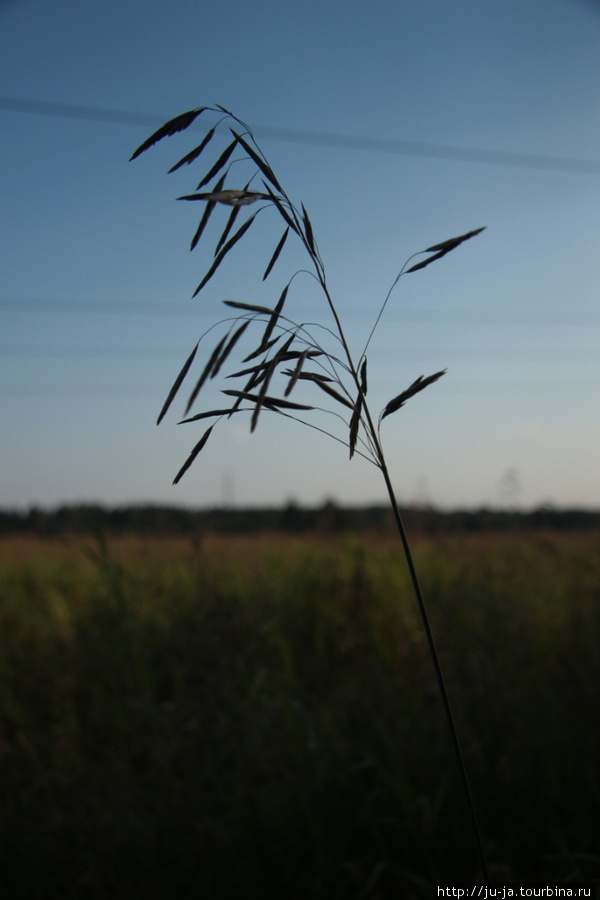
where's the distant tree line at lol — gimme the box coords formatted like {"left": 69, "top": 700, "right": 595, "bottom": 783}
{"left": 1, "top": 502, "right": 600, "bottom": 537}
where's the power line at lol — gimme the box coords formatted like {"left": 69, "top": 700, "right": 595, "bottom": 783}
{"left": 0, "top": 298, "right": 201, "bottom": 316}
{"left": 0, "top": 384, "right": 164, "bottom": 397}
{"left": 2, "top": 380, "right": 599, "bottom": 398}
{"left": 2, "top": 94, "right": 600, "bottom": 176}
{"left": 2, "top": 297, "right": 600, "bottom": 326}
{"left": 0, "top": 345, "right": 184, "bottom": 360}
{"left": 256, "top": 126, "right": 600, "bottom": 176}
{"left": 0, "top": 95, "right": 159, "bottom": 128}
{"left": 1, "top": 344, "right": 598, "bottom": 362}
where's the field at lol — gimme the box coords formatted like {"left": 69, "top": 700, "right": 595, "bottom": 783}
{"left": 1, "top": 529, "right": 599, "bottom": 898}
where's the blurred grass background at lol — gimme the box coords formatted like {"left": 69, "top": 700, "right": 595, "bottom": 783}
{"left": 1, "top": 531, "right": 599, "bottom": 898}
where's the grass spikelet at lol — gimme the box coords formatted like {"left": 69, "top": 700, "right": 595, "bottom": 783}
{"left": 249, "top": 334, "right": 296, "bottom": 431}
{"left": 223, "top": 300, "right": 273, "bottom": 315}
{"left": 184, "top": 335, "right": 228, "bottom": 415}
{"left": 236, "top": 343, "right": 288, "bottom": 403}
{"left": 232, "top": 348, "right": 307, "bottom": 382}
{"left": 258, "top": 284, "right": 289, "bottom": 350}
{"left": 210, "top": 210, "right": 257, "bottom": 256}
{"left": 178, "top": 189, "right": 270, "bottom": 206}
{"left": 250, "top": 367, "right": 274, "bottom": 432}
{"left": 210, "top": 320, "right": 250, "bottom": 379}
{"left": 213, "top": 187, "right": 247, "bottom": 255}
{"left": 195, "top": 137, "right": 238, "bottom": 190}
{"left": 360, "top": 358, "right": 368, "bottom": 394}
{"left": 349, "top": 394, "right": 363, "bottom": 459}
{"left": 168, "top": 127, "right": 215, "bottom": 173}
{"left": 129, "top": 107, "right": 207, "bottom": 160}
{"left": 222, "top": 389, "right": 313, "bottom": 412}
{"left": 230, "top": 130, "right": 283, "bottom": 193}
{"left": 425, "top": 226, "right": 486, "bottom": 254}
{"left": 379, "top": 370, "right": 446, "bottom": 423}
{"left": 192, "top": 214, "right": 257, "bottom": 296}
{"left": 301, "top": 202, "right": 316, "bottom": 254}
{"left": 156, "top": 340, "right": 199, "bottom": 425}
{"left": 178, "top": 407, "right": 244, "bottom": 423}
{"left": 243, "top": 335, "right": 280, "bottom": 362}
{"left": 405, "top": 248, "right": 448, "bottom": 273}
{"left": 172, "top": 425, "right": 213, "bottom": 484}
{"left": 189, "top": 173, "right": 226, "bottom": 251}
{"left": 290, "top": 371, "right": 334, "bottom": 384}
{"left": 225, "top": 361, "right": 269, "bottom": 380}
{"left": 407, "top": 227, "right": 486, "bottom": 273}
{"left": 261, "top": 182, "right": 302, "bottom": 235}
{"left": 284, "top": 348, "right": 310, "bottom": 396}
{"left": 302, "top": 372, "right": 354, "bottom": 410}
{"left": 262, "top": 227, "right": 290, "bottom": 281}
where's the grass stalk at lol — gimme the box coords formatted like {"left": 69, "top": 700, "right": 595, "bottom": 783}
{"left": 379, "top": 458, "right": 490, "bottom": 883}
{"left": 131, "top": 105, "right": 490, "bottom": 882}
{"left": 312, "top": 263, "right": 489, "bottom": 880}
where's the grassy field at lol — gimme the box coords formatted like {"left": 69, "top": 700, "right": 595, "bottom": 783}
{"left": 1, "top": 529, "right": 599, "bottom": 898}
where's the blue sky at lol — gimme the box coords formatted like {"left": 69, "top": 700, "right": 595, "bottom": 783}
{"left": 1, "top": 0, "right": 600, "bottom": 511}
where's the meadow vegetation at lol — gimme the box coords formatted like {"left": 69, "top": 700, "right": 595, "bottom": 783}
{"left": 1, "top": 529, "right": 599, "bottom": 898}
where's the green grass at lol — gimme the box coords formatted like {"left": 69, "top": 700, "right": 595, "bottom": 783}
{"left": 1, "top": 531, "right": 599, "bottom": 898}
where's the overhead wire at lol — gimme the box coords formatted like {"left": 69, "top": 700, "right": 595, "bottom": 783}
{"left": 1, "top": 95, "right": 599, "bottom": 398}
{"left": 2, "top": 94, "right": 600, "bottom": 175}
{"left": 2, "top": 297, "right": 600, "bottom": 327}
{"left": 2, "top": 380, "right": 599, "bottom": 399}
{"left": 1, "top": 343, "right": 599, "bottom": 362}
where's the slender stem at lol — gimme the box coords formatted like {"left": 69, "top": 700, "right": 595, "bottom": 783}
{"left": 228, "top": 142, "right": 490, "bottom": 878}
{"left": 377, "top": 458, "right": 490, "bottom": 884}
{"left": 357, "top": 250, "right": 424, "bottom": 369}
{"left": 315, "top": 243, "right": 490, "bottom": 879}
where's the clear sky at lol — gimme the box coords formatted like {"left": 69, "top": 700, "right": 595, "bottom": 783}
{"left": 1, "top": 0, "right": 600, "bottom": 511}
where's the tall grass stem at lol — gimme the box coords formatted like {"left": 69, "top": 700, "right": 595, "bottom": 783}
{"left": 379, "top": 459, "right": 490, "bottom": 884}
{"left": 131, "top": 104, "right": 491, "bottom": 883}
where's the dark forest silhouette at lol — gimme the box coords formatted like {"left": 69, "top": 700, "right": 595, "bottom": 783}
{"left": 2, "top": 502, "right": 599, "bottom": 537}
